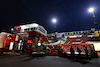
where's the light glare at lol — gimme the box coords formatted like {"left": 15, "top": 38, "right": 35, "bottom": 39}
{"left": 52, "top": 19, "right": 57, "bottom": 23}
{"left": 11, "top": 28, "right": 14, "bottom": 31}
{"left": 88, "top": 8, "right": 94, "bottom": 12}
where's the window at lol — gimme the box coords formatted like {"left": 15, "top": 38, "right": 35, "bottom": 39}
{"left": 24, "top": 29, "right": 28, "bottom": 32}
{"left": 39, "top": 27, "right": 45, "bottom": 33}
{"left": 76, "top": 32, "right": 78, "bottom": 34}
{"left": 79, "top": 32, "right": 81, "bottom": 34}
{"left": 73, "top": 32, "right": 75, "bottom": 34}
{"left": 31, "top": 28, "right": 34, "bottom": 31}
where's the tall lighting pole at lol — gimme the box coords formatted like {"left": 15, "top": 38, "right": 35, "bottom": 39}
{"left": 88, "top": 8, "right": 99, "bottom": 30}
{"left": 52, "top": 18, "right": 57, "bottom": 37}
{"left": 52, "top": 18, "right": 57, "bottom": 32}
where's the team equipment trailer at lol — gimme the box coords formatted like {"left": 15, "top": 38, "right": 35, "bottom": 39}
{"left": 9, "top": 23, "right": 48, "bottom": 55}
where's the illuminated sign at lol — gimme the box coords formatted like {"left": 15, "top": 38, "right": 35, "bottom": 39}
{"left": 87, "top": 41, "right": 100, "bottom": 51}
{"left": 20, "top": 23, "right": 38, "bottom": 29}
{"left": 93, "top": 43, "right": 100, "bottom": 51}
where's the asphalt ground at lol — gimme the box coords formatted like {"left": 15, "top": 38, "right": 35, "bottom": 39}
{"left": 0, "top": 53, "right": 100, "bottom": 67}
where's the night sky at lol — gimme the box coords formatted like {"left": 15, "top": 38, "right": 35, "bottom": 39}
{"left": 0, "top": 0, "right": 100, "bottom": 33}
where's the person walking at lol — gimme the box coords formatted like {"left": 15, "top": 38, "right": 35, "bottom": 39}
{"left": 85, "top": 47, "right": 88, "bottom": 59}
{"left": 77, "top": 47, "right": 81, "bottom": 58}
{"left": 22, "top": 37, "right": 27, "bottom": 54}
{"left": 70, "top": 46, "right": 75, "bottom": 59}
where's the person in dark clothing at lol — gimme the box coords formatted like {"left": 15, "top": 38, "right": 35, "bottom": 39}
{"left": 70, "top": 46, "right": 75, "bottom": 59}
{"left": 22, "top": 37, "right": 27, "bottom": 54}
{"left": 77, "top": 47, "right": 81, "bottom": 57}
{"left": 85, "top": 47, "right": 88, "bottom": 59}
